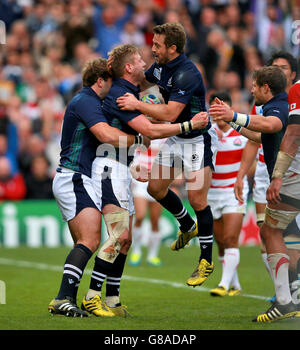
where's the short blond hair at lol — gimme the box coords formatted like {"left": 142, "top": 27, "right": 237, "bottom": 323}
{"left": 81, "top": 57, "right": 111, "bottom": 87}
{"left": 108, "top": 44, "right": 140, "bottom": 78}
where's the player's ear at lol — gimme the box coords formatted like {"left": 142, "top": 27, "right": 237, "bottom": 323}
{"left": 96, "top": 77, "right": 104, "bottom": 88}
{"left": 124, "top": 62, "right": 133, "bottom": 74}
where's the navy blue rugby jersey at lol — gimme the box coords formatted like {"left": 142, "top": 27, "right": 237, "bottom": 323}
{"left": 102, "top": 78, "right": 140, "bottom": 166}
{"left": 145, "top": 53, "right": 209, "bottom": 138}
{"left": 59, "top": 87, "right": 107, "bottom": 177}
{"left": 261, "top": 91, "right": 289, "bottom": 179}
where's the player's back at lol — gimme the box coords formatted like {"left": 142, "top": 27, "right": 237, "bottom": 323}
{"left": 59, "top": 87, "right": 105, "bottom": 177}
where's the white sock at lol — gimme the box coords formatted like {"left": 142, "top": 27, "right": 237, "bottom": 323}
{"left": 86, "top": 289, "right": 101, "bottom": 300}
{"left": 131, "top": 225, "right": 143, "bottom": 256}
{"left": 231, "top": 269, "right": 241, "bottom": 290}
{"left": 147, "top": 231, "right": 162, "bottom": 260}
{"left": 219, "top": 248, "right": 240, "bottom": 290}
{"left": 106, "top": 295, "right": 120, "bottom": 307}
{"left": 261, "top": 252, "right": 273, "bottom": 279}
{"left": 268, "top": 253, "right": 292, "bottom": 305}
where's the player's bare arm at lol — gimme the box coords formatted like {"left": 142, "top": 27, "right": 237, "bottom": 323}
{"left": 128, "top": 112, "right": 208, "bottom": 139}
{"left": 234, "top": 140, "right": 259, "bottom": 203}
{"left": 117, "top": 93, "right": 185, "bottom": 122}
{"left": 90, "top": 122, "right": 149, "bottom": 148}
{"left": 209, "top": 97, "right": 283, "bottom": 134}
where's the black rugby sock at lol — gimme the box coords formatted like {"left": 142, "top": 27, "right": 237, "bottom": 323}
{"left": 56, "top": 243, "right": 92, "bottom": 301}
{"left": 157, "top": 189, "right": 195, "bottom": 232}
{"left": 195, "top": 206, "right": 214, "bottom": 263}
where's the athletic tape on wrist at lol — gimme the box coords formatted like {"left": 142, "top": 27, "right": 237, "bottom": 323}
{"left": 180, "top": 120, "right": 193, "bottom": 133}
{"left": 233, "top": 112, "right": 250, "bottom": 127}
{"left": 229, "top": 121, "right": 243, "bottom": 132}
{"left": 134, "top": 135, "right": 144, "bottom": 145}
{"left": 271, "top": 151, "right": 295, "bottom": 179}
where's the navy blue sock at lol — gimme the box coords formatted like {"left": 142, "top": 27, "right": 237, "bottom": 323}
{"left": 157, "top": 189, "right": 195, "bottom": 232}
{"left": 56, "top": 244, "right": 93, "bottom": 302}
{"left": 195, "top": 206, "right": 214, "bottom": 263}
{"left": 106, "top": 253, "right": 127, "bottom": 298}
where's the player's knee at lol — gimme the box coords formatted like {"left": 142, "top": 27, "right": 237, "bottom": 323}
{"left": 188, "top": 193, "right": 207, "bottom": 211}
{"left": 223, "top": 235, "right": 238, "bottom": 248}
{"left": 120, "top": 233, "right": 132, "bottom": 252}
{"left": 79, "top": 237, "right": 100, "bottom": 253}
{"left": 264, "top": 206, "right": 298, "bottom": 230}
{"left": 147, "top": 183, "right": 164, "bottom": 200}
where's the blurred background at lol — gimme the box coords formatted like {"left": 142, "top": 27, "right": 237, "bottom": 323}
{"left": 0, "top": 0, "right": 299, "bottom": 247}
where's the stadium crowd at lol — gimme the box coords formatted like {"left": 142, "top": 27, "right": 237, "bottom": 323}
{"left": 0, "top": 0, "right": 299, "bottom": 201}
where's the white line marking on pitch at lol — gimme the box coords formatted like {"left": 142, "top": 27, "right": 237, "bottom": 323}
{"left": 0, "top": 257, "right": 268, "bottom": 301}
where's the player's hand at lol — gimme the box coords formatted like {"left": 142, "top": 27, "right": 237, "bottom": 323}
{"left": 191, "top": 112, "right": 209, "bottom": 129}
{"left": 129, "top": 163, "right": 149, "bottom": 182}
{"left": 266, "top": 177, "right": 282, "bottom": 204}
{"left": 107, "top": 55, "right": 113, "bottom": 74}
{"left": 209, "top": 98, "right": 234, "bottom": 122}
{"left": 234, "top": 177, "right": 244, "bottom": 204}
{"left": 117, "top": 93, "right": 138, "bottom": 111}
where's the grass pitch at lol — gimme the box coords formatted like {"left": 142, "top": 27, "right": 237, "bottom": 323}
{"left": 0, "top": 244, "right": 299, "bottom": 332}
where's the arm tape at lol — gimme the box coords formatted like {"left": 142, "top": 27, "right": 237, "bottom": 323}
{"left": 233, "top": 112, "right": 250, "bottom": 127}
{"left": 229, "top": 121, "right": 243, "bottom": 132}
{"left": 272, "top": 151, "right": 295, "bottom": 179}
{"left": 288, "top": 115, "right": 300, "bottom": 125}
{"left": 134, "top": 135, "right": 144, "bottom": 145}
{"left": 180, "top": 120, "right": 193, "bottom": 133}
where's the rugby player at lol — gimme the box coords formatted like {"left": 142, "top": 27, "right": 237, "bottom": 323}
{"left": 117, "top": 22, "right": 218, "bottom": 287}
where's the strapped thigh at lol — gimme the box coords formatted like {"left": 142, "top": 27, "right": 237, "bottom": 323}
{"left": 98, "top": 211, "right": 129, "bottom": 263}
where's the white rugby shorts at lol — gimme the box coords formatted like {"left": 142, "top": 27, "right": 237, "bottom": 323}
{"left": 252, "top": 161, "right": 269, "bottom": 204}
{"left": 208, "top": 185, "right": 248, "bottom": 220}
{"left": 92, "top": 157, "right": 135, "bottom": 216}
{"left": 153, "top": 129, "right": 218, "bottom": 173}
{"left": 52, "top": 168, "right": 100, "bottom": 222}
{"left": 131, "top": 178, "right": 155, "bottom": 202}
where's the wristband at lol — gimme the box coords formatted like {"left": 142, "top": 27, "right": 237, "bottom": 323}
{"left": 180, "top": 121, "right": 193, "bottom": 133}
{"left": 134, "top": 135, "right": 144, "bottom": 145}
{"left": 232, "top": 112, "right": 250, "bottom": 128}
{"left": 271, "top": 151, "right": 295, "bottom": 179}
{"left": 229, "top": 121, "right": 243, "bottom": 132}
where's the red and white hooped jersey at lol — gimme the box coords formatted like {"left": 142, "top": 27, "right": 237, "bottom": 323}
{"left": 210, "top": 126, "right": 248, "bottom": 192}
{"left": 288, "top": 80, "right": 300, "bottom": 174}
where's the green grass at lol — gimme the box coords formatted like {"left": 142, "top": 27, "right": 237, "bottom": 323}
{"left": 0, "top": 244, "right": 299, "bottom": 331}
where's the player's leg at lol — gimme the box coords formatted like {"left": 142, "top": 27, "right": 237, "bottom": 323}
{"left": 148, "top": 163, "right": 197, "bottom": 236}
{"left": 49, "top": 172, "right": 101, "bottom": 317}
{"left": 83, "top": 204, "right": 131, "bottom": 317}
{"left": 84, "top": 159, "right": 134, "bottom": 317}
{"left": 283, "top": 214, "right": 300, "bottom": 313}
{"left": 129, "top": 195, "right": 148, "bottom": 266}
{"left": 211, "top": 212, "right": 243, "bottom": 296}
{"left": 253, "top": 199, "right": 298, "bottom": 322}
{"left": 186, "top": 166, "right": 215, "bottom": 286}
{"left": 146, "top": 200, "right": 163, "bottom": 266}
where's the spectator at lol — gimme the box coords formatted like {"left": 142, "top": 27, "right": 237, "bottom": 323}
{"left": 92, "top": 0, "right": 132, "bottom": 57}
{"left": 25, "top": 154, "right": 53, "bottom": 199}
{"left": 0, "top": 156, "right": 26, "bottom": 201}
